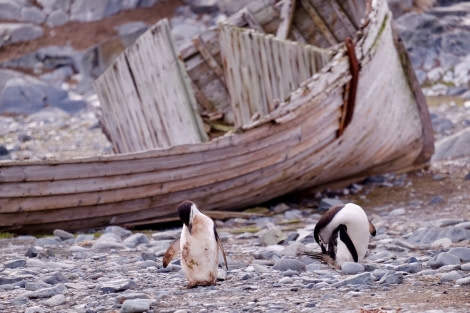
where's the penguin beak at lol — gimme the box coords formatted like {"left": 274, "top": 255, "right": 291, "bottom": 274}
{"left": 187, "top": 223, "right": 192, "bottom": 235}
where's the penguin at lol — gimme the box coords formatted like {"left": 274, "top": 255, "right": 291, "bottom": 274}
{"left": 163, "top": 200, "right": 228, "bottom": 288}
{"left": 313, "top": 203, "right": 376, "bottom": 266}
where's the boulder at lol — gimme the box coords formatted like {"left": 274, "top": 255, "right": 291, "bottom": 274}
{"left": 432, "top": 127, "right": 470, "bottom": 161}
{"left": 0, "top": 23, "right": 43, "bottom": 48}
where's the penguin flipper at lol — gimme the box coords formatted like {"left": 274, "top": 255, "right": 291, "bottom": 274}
{"left": 369, "top": 221, "right": 376, "bottom": 236}
{"left": 214, "top": 226, "right": 228, "bottom": 270}
{"left": 163, "top": 238, "right": 181, "bottom": 268}
{"left": 338, "top": 225, "right": 358, "bottom": 262}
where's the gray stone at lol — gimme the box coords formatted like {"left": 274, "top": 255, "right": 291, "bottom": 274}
{"left": 456, "top": 276, "right": 470, "bottom": 285}
{"left": 42, "top": 271, "right": 68, "bottom": 285}
{"left": 21, "top": 6, "right": 46, "bottom": 24}
{"left": 92, "top": 241, "right": 126, "bottom": 250}
{"left": 136, "top": 260, "right": 158, "bottom": 268}
{"left": 395, "top": 262, "right": 422, "bottom": 274}
{"left": 379, "top": 272, "right": 404, "bottom": 285}
{"left": 37, "top": 0, "right": 71, "bottom": 14}
{"left": 428, "top": 252, "right": 462, "bottom": 268}
{"left": 461, "top": 263, "right": 470, "bottom": 271}
{"left": 306, "top": 263, "right": 323, "bottom": 272}
{"left": 252, "top": 263, "right": 270, "bottom": 274}
{"left": 98, "top": 232, "right": 122, "bottom": 242}
{"left": 282, "top": 269, "right": 299, "bottom": 277}
{"left": 46, "top": 10, "right": 69, "bottom": 28}
{"left": 441, "top": 270, "right": 464, "bottom": 282}
{"left": 53, "top": 229, "right": 75, "bottom": 240}
{"left": 431, "top": 237, "right": 453, "bottom": 249}
{"left": 121, "top": 0, "right": 140, "bottom": 10}
{"left": 0, "top": 23, "right": 43, "bottom": 47}
{"left": 44, "top": 294, "right": 66, "bottom": 307}
{"left": 115, "top": 293, "right": 150, "bottom": 304}
{"left": 24, "top": 246, "right": 38, "bottom": 258}
{"left": 152, "top": 229, "right": 180, "bottom": 241}
{"left": 100, "top": 279, "right": 137, "bottom": 293}
{"left": 371, "top": 268, "right": 390, "bottom": 281}
{"left": 0, "top": 0, "right": 22, "bottom": 20}
{"left": 75, "top": 234, "right": 95, "bottom": 244}
{"left": 4, "top": 259, "right": 26, "bottom": 269}
{"left": 258, "top": 225, "right": 287, "bottom": 246}
{"left": 0, "top": 71, "right": 84, "bottom": 115}
{"left": 0, "top": 275, "right": 33, "bottom": 286}
{"left": 25, "top": 281, "right": 50, "bottom": 291}
{"left": 406, "top": 226, "right": 470, "bottom": 245}
{"left": 278, "top": 277, "right": 293, "bottom": 284}
{"left": 141, "top": 252, "right": 157, "bottom": 261}
{"left": 280, "top": 242, "right": 305, "bottom": 256}
{"left": 104, "top": 225, "right": 132, "bottom": 237}
{"left": 432, "top": 127, "right": 470, "bottom": 161}
{"left": 123, "top": 233, "right": 149, "bottom": 248}
{"left": 36, "top": 237, "right": 61, "bottom": 246}
{"left": 25, "top": 306, "right": 45, "bottom": 313}
{"left": 334, "top": 272, "right": 373, "bottom": 287}
{"left": 449, "top": 247, "right": 470, "bottom": 262}
{"left": 115, "top": 21, "right": 148, "bottom": 36}
{"left": 189, "top": 0, "right": 218, "bottom": 14}
{"left": 341, "top": 262, "right": 365, "bottom": 275}
{"left": 318, "top": 198, "right": 344, "bottom": 211}
{"left": 138, "top": 0, "right": 158, "bottom": 8}
{"left": 272, "top": 203, "right": 290, "bottom": 214}
{"left": 27, "top": 283, "right": 66, "bottom": 299}
{"left": 120, "top": 299, "right": 152, "bottom": 313}
{"left": 272, "top": 258, "right": 306, "bottom": 272}
{"left": 70, "top": 0, "right": 123, "bottom": 22}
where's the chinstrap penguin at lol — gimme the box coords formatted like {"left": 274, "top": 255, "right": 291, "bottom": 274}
{"left": 163, "top": 200, "right": 228, "bottom": 288}
{"left": 314, "top": 203, "right": 376, "bottom": 267}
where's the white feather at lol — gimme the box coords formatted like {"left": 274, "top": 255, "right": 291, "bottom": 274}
{"left": 318, "top": 203, "right": 371, "bottom": 264}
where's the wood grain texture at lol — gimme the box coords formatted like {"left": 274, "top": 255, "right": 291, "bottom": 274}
{"left": 0, "top": 0, "right": 433, "bottom": 233}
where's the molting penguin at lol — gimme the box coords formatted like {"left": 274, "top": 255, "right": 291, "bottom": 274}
{"left": 314, "top": 203, "right": 376, "bottom": 266}
{"left": 163, "top": 200, "right": 228, "bottom": 288}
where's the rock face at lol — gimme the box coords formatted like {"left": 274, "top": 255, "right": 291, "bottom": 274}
{"left": 395, "top": 2, "right": 470, "bottom": 89}
{"left": 0, "top": 69, "right": 86, "bottom": 115}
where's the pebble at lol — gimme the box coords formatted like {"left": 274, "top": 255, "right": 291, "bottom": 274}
{"left": 3, "top": 210, "right": 466, "bottom": 311}
{"left": 440, "top": 270, "right": 464, "bottom": 282}
{"left": 449, "top": 247, "right": 470, "bottom": 262}
{"left": 341, "top": 262, "right": 365, "bottom": 274}
{"left": 0, "top": 3, "right": 469, "bottom": 312}
{"left": 120, "top": 299, "right": 152, "bottom": 313}
{"left": 272, "top": 258, "right": 306, "bottom": 272}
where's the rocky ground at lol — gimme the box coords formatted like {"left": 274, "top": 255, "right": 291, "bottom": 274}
{"left": 0, "top": 167, "right": 470, "bottom": 313}
{"left": 1, "top": 0, "right": 470, "bottom": 313}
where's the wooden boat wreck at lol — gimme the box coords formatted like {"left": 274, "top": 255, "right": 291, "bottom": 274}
{"left": 0, "top": 0, "right": 434, "bottom": 233}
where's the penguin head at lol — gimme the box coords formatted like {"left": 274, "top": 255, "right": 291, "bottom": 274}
{"left": 177, "top": 200, "right": 198, "bottom": 234}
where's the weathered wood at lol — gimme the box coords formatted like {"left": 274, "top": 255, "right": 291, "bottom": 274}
{"left": 299, "top": 0, "right": 338, "bottom": 45}
{"left": 220, "top": 24, "right": 333, "bottom": 127}
{"left": 0, "top": 0, "right": 434, "bottom": 233}
{"left": 241, "top": 7, "right": 266, "bottom": 33}
{"left": 94, "top": 19, "right": 208, "bottom": 153}
{"left": 276, "top": 0, "right": 296, "bottom": 39}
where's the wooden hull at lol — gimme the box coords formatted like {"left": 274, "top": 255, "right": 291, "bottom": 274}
{"left": 0, "top": 0, "right": 433, "bottom": 233}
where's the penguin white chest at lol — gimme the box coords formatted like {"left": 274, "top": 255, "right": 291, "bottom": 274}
{"left": 314, "top": 203, "right": 375, "bottom": 266}
{"left": 180, "top": 215, "right": 219, "bottom": 287}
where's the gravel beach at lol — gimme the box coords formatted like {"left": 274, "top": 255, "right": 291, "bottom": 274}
{"left": 1, "top": 1, "right": 470, "bottom": 312}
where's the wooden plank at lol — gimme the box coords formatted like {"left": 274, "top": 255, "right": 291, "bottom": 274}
{"left": 94, "top": 19, "right": 208, "bottom": 153}
{"left": 241, "top": 7, "right": 266, "bottom": 33}
{"left": 193, "top": 36, "right": 226, "bottom": 86}
{"left": 276, "top": 0, "right": 296, "bottom": 39}
{"left": 299, "top": 0, "right": 338, "bottom": 45}
{"left": 219, "top": 23, "right": 333, "bottom": 127}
